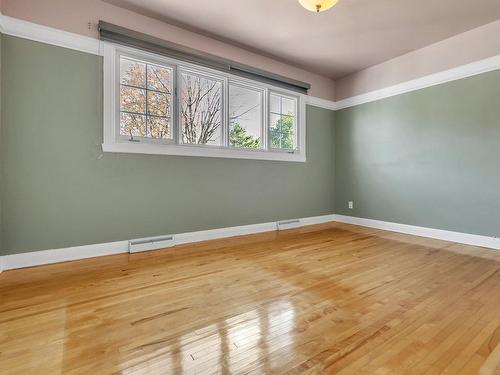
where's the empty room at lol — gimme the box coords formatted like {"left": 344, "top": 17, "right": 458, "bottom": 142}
{"left": 1, "top": 0, "right": 500, "bottom": 373}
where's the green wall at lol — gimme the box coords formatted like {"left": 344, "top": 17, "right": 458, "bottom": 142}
{"left": 2, "top": 33, "right": 500, "bottom": 256}
{"left": 335, "top": 69, "right": 500, "bottom": 237}
{"left": 0, "top": 35, "right": 336, "bottom": 255}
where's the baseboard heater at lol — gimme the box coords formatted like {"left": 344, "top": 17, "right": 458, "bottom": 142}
{"left": 277, "top": 219, "right": 302, "bottom": 231}
{"left": 128, "top": 235, "right": 175, "bottom": 253}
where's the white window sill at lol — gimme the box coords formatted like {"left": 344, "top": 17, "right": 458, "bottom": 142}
{"left": 102, "top": 142, "right": 306, "bottom": 162}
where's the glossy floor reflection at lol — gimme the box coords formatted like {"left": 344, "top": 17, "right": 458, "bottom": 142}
{"left": 2, "top": 222, "right": 500, "bottom": 374}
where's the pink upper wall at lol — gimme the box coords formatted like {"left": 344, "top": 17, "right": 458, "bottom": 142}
{"left": 1, "top": 0, "right": 336, "bottom": 101}
{"left": 335, "top": 19, "right": 500, "bottom": 101}
{"left": 3, "top": 0, "right": 500, "bottom": 102}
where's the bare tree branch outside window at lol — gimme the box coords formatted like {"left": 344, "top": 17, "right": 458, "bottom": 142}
{"left": 181, "top": 73, "right": 222, "bottom": 145}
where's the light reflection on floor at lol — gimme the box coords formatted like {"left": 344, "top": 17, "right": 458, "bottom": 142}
{"left": 120, "top": 300, "right": 296, "bottom": 374}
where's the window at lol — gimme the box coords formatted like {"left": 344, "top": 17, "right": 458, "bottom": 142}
{"left": 103, "top": 44, "right": 306, "bottom": 162}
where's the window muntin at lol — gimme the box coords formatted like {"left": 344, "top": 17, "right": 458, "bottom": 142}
{"left": 119, "top": 57, "right": 173, "bottom": 140}
{"left": 180, "top": 71, "right": 223, "bottom": 146}
{"left": 269, "top": 93, "right": 297, "bottom": 151}
{"left": 229, "top": 83, "right": 263, "bottom": 149}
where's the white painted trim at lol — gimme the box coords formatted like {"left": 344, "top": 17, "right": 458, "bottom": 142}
{"left": 175, "top": 221, "right": 278, "bottom": 245}
{"left": 101, "top": 142, "right": 307, "bottom": 162}
{"left": 2, "top": 14, "right": 499, "bottom": 111}
{"left": 304, "top": 50, "right": 500, "bottom": 110}
{"left": 0, "top": 15, "right": 102, "bottom": 56}
{"left": 332, "top": 215, "right": 500, "bottom": 250}
{"left": 306, "top": 53, "right": 500, "bottom": 110}
{"left": 1, "top": 241, "right": 128, "bottom": 271}
{"left": 306, "top": 95, "right": 337, "bottom": 111}
{"left": 2, "top": 213, "right": 499, "bottom": 271}
{"left": 0, "top": 214, "right": 335, "bottom": 271}
{"left": 334, "top": 54, "right": 500, "bottom": 110}
{"left": 300, "top": 215, "right": 336, "bottom": 226}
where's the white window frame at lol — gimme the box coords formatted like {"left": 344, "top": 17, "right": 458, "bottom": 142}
{"left": 103, "top": 42, "right": 306, "bottom": 162}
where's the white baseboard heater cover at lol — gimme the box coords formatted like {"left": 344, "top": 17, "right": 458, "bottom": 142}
{"left": 128, "top": 235, "right": 175, "bottom": 253}
{"left": 277, "top": 219, "right": 302, "bottom": 231}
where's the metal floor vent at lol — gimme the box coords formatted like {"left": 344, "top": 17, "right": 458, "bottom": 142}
{"left": 128, "top": 235, "right": 175, "bottom": 253}
{"left": 277, "top": 219, "right": 302, "bottom": 231}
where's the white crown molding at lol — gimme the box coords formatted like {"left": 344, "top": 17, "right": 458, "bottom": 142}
{"left": 333, "top": 215, "right": 500, "bottom": 251}
{"left": 334, "top": 54, "right": 500, "bottom": 110}
{"left": 1, "top": 14, "right": 499, "bottom": 110}
{"left": 306, "top": 95, "right": 337, "bottom": 111}
{"left": 0, "top": 214, "right": 336, "bottom": 271}
{"left": 0, "top": 15, "right": 102, "bottom": 56}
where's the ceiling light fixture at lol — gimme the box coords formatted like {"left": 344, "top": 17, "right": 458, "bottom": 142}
{"left": 298, "top": 0, "right": 338, "bottom": 13}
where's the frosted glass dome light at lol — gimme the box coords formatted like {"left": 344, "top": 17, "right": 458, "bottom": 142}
{"left": 298, "top": 0, "right": 338, "bottom": 13}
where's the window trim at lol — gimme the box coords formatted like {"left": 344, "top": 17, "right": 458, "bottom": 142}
{"left": 103, "top": 42, "right": 307, "bottom": 162}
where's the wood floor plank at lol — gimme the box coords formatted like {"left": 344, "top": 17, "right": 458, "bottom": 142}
{"left": 1, "top": 222, "right": 500, "bottom": 374}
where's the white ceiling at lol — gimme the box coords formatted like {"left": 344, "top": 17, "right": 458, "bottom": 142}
{"left": 103, "top": 0, "right": 500, "bottom": 78}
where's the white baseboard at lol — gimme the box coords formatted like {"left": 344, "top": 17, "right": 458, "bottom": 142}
{"left": 2, "top": 214, "right": 498, "bottom": 272}
{"left": 174, "top": 221, "right": 279, "bottom": 245}
{"left": 332, "top": 214, "right": 500, "bottom": 250}
{"left": 1, "top": 241, "right": 129, "bottom": 271}
{"left": 0, "top": 214, "right": 335, "bottom": 271}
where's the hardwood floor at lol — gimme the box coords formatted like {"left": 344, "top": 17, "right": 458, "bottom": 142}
{"left": 1, "top": 222, "right": 500, "bottom": 374}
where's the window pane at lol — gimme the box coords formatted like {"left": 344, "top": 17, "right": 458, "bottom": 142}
{"left": 120, "top": 86, "right": 146, "bottom": 114}
{"left": 120, "top": 113, "right": 146, "bottom": 138}
{"left": 148, "top": 117, "right": 171, "bottom": 139}
{"left": 119, "top": 56, "right": 174, "bottom": 141}
{"left": 147, "top": 91, "right": 170, "bottom": 117}
{"left": 269, "top": 94, "right": 281, "bottom": 114}
{"left": 147, "top": 64, "right": 172, "bottom": 93}
{"left": 282, "top": 97, "right": 296, "bottom": 116}
{"left": 120, "top": 58, "right": 146, "bottom": 88}
{"left": 229, "top": 84, "right": 262, "bottom": 149}
{"left": 268, "top": 93, "right": 297, "bottom": 151}
{"left": 270, "top": 114, "right": 296, "bottom": 150}
{"left": 180, "top": 72, "right": 222, "bottom": 146}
